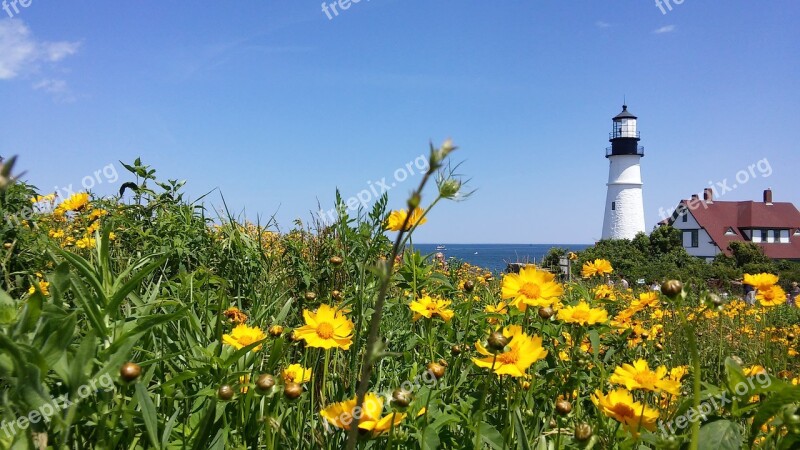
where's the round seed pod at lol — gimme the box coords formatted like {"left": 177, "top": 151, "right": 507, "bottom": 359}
{"left": 284, "top": 382, "right": 303, "bottom": 399}
{"left": 120, "top": 362, "right": 142, "bottom": 382}
{"left": 463, "top": 280, "right": 475, "bottom": 293}
{"left": 426, "top": 362, "right": 446, "bottom": 380}
{"left": 329, "top": 256, "right": 343, "bottom": 266}
{"left": 538, "top": 307, "right": 554, "bottom": 320}
{"left": 218, "top": 385, "right": 234, "bottom": 401}
{"left": 574, "top": 423, "right": 593, "bottom": 442}
{"left": 487, "top": 332, "right": 509, "bottom": 353}
{"left": 661, "top": 280, "right": 683, "bottom": 298}
{"left": 304, "top": 292, "right": 317, "bottom": 301}
{"left": 391, "top": 388, "right": 412, "bottom": 408}
{"left": 555, "top": 399, "right": 572, "bottom": 415}
{"left": 255, "top": 374, "right": 275, "bottom": 392}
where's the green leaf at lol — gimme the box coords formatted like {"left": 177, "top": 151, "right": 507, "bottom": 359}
{"left": 479, "top": 422, "right": 505, "bottom": 450}
{"left": 107, "top": 255, "right": 168, "bottom": 314}
{"left": 0, "top": 288, "right": 16, "bottom": 324}
{"left": 135, "top": 382, "right": 161, "bottom": 449}
{"left": 698, "top": 420, "right": 742, "bottom": 450}
{"left": 749, "top": 386, "right": 800, "bottom": 445}
{"left": 513, "top": 408, "right": 532, "bottom": 450}
{"left": 13, "top": 290, "right": 43, "bottom": 336}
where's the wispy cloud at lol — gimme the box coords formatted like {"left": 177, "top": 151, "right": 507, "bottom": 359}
{"left": 653, "top": 25, "right": 676, "bottom": 34}
{"left": 595, "top": 21, "right": 612, "bottom": 29}
{"left": 0, "top": 19, "right": 80, "bottom": 98}
{"left": 32, "top": 78, "right": 75, "bottom": 102}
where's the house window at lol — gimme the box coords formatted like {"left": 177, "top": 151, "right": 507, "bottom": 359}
{"left": 765, "top": 229, "right": 774, "bottom": 243}
{"left": 752, "top": 230, "right": 761, "bottom": 243}
{"left": 725, "top": 227, "right": 736, "bottom": 236}
{"left": 682, "top": 213, "right": 688, "bottom": 223}
{"left": 683, "top": 230, "right": 699, "bottom": 248}
{"left": 611, "top": 202, "right": 615, "bottom": 211}
{"left": 779, "top": 229, "right": 789, "bottom": 243}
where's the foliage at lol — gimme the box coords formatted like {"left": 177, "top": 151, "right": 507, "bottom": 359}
{"left": 0, "top": 149, "right": 798, "bottom": 449}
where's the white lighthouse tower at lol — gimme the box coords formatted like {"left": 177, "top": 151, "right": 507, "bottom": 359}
{"left": 601, "top": 105, "right": 646, "bottom": 240}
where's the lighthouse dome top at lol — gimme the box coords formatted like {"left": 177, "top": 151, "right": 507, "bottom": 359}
{"left": 613, "top": 104, "right": 637, "bottom": 120}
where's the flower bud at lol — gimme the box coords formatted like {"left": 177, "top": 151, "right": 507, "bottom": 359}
{"left": 426, "top": 362, "right": 446, "bottom": 380}
{"left": 391, "top": 388, "right": 412, "bottom": 408}
{"left": 438, "top": 178, "right": 462, "bottom": 199}
{"left": 304, "top": 292, "right": 317, "bottom": 301}
{"left": 331, "top": 290, "right": 343, "bottom": 301}
{"left": 538, "top": 307, "right": 554, "bottom": 320}
{"left": 407, "top": 193, "right": 421, "bottom": 210}
{"left": 256, "top": 374, "right": 275, "bottom": 392}
{"left": 284, "top": 382, "right": 303, "bottom": 399}
{"left": 329, "top": 256, "right": 343, "bottom": 266}
{"left": 487, "top": 332, "right": 509, "bottom": 353}
{"left": 268, "top": 325, "right": 284, "bottom": 337}
{"left": 120, "top": 362, "right": 142, "bottom": 382}
{"left": 555, "top": 399, "right": 572, "bottom": 415}
{"left": 218, "top": 384, "right": 234, "bottom": 401}
{"left": 574, "top": 423, "right": 593, "bottom": 442}
{"left": 463, "top": 280, "right": 475, "bottom": 293}
{"left": 661, "top": 280, "right": 683, "bottom": 298}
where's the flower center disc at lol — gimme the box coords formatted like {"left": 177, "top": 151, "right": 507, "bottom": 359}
{"left": 520, "top": 283, "right": 541, "bottom": 299}
{"left": 317, "top": 322, "right": 335, "bottom": 339}
{"left": 612, "top": 403, "right": 635, "bottom": 419}
{"left": 498, "top": 348, "right": 519, "bottom": 365}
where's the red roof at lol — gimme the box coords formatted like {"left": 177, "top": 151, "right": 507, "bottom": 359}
{"left": 668, "top": 200, "right": 800, "bottom": 259}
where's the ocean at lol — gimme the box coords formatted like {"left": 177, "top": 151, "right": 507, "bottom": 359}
{"left": 412, "top": 244, "right": 590, "bottom": 273}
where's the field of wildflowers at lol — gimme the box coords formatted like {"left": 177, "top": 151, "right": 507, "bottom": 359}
{"left": 0, "top": 148, "right": 799, "bottom": 449}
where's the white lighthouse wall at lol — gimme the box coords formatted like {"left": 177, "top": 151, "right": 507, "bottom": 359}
{"left": 601, "top": 155, "right": 645, "bottom": 240}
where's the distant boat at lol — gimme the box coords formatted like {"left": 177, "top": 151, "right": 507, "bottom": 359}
{"left": 436, "top": 244, "right": 446, "bottom": 250}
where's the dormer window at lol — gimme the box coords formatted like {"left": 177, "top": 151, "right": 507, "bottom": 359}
{"left": 725, "top": 227, "right": 736, "bottom": 236}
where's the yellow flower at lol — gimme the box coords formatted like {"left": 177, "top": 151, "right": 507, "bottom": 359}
{"left": 76, "top": 236, "right": 95, "bottom": 249}
{"left": 88, "top": 208, "right": 108, "bottom": 220}
{"left": 223, "top": 306, "right": 248, "bottom": 324}
{"left": 222, "top": 324, "right": 267, "bottom": 351}
{"left": 59, "top": 192, "right": 90, "bottom": 212}
{"left": 609, "top": 359, "right": 681, "bottom": 395}
{"left": 743, "top": 365, "right": 767, "bottom": 377}
{"left": 472, "top": 325, "right": 548, "bottom": 377}
{"left": 385, "top": 207, "right": 427, "bottom": 231}
{"left": 756, "top": 285, "right": 786, "bottom": 307}
{"left": 630, "top": 292, "right": 660, "bottom": 311}
{"left": 592, "top": 388, "right": 659, "bottom": 437}
{"left": 581, "top": 259, "right": 613, "bottom": 278}
{"left": 568, "top": 252, "right": 578, "bottom": 261}
{"left": 239, "top": 375, "right": 250, "bottom": 394}
{"left": 669, "top": 365, "right": 688, "bottom": 382}
{"left": 28, "top": 280, "right": 50, "bottom": 296}
{"left": 501, "top": 266, "right": 564, "bottom": 312}
{"left": 593, "top": 284, "right": 616, "bottom": 301}
{"left": 409, "top": 295, "right": 454, "bottom": 322}
{"left": 556, "top": 301, "right": 608, "bottom": 326}
{"left": 484, "top": 301, "right": 508, "bottom": 324}
{"left": 294, "top": 304, "right": 354, "bottom": 350}
{"left": 48, "top": 229, "right": 65, "bottom": 239}
{"left": 282, "top": 364, "right": 312, "bottom": 384}
{"left": 743, "top": 273, "right": 779, "bottom": 291}
{"left": 320, "top": 393, "right": 405, "bottom": 436}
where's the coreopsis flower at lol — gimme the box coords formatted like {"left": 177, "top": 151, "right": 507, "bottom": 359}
{"left": 222, "top": 324, "right": 267, "bottom": 351}
{"left": 484, "top": 301, "right": 508, "bottom": 324}
{"left": 294, "top": 304, "right": 354, "bottom": 350}
{"left": 501, "top": 266, "right": 564, "bottom": 312}
{"left": 609, "top": 359, "right": 681, "bottom": 395}
{"left": 472, "top": 325, "right": 548, "bottom": 377}
{"left": 593, "top": 284, "right": 616, "bottom": 301}
{"left": 282, "top": 364, "right": 312, "bottom": 384}
{"left": 223, "top": 306, "right": 248, "bottom": 324}
{"left": 743, "top": 365, "right": 767, "bottom": 377}
{"left": 669, "top": 365, "right": 688, "bottom": 382}
{"left": 59, "top": 192, "right": 90, "bottom": 212}
{"left": 591, "top": 388, "right": 659, "bottom": 438}
{"left": 743, "top": 273, "right": 779, "bottom": 291}
{"left": 556, "top": 301, "right": 608, "bottom": 326}
{"left": 581, "top": 259, "right": 613, "bottom": 278}
{"left": 409, "top": 295, "right": 454, "bottom": 322}
{"left": 756, "top": 285, "right": 786, "bottom": 307}
{"left": 88, "top": 208, "right": 108, "bottom": 220}
{"left": 385, "top": 207, "right": 427, "bottom": 231}
{"left": 28, "top": 280, "right": 50, "bottom": 296}
{"left": 630, "top": 292, "right": 660, "bottom": 311}
{"left": 320, "top": 393, "right": 406, "bottom": 436}
{"left": 568, "top": 252, "right": 578, "bottom": 261}
{"left": 75, "top": 236, "right": 95, "bottom": 249}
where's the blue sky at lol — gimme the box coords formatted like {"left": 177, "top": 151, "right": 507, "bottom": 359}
{"left": 1, "top": 1, "right": 798, "bottom": 243}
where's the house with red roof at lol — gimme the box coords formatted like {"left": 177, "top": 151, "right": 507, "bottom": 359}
{"left": 661, "top": 188, "right": 800, "bottom": 261}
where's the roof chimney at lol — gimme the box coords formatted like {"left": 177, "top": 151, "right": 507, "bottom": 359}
{"left": 703, "top": 188, "right": 713, "bottom": 204}
{"left": 764, "top": 188, "right": 773, "bottom": 205}
{"left": 691, "top": 194, "right": 699, "bottom": 201}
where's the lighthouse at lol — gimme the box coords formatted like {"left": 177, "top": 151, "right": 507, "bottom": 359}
{"left": 601, "top": 105, "right": 646, "bottom": 240}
